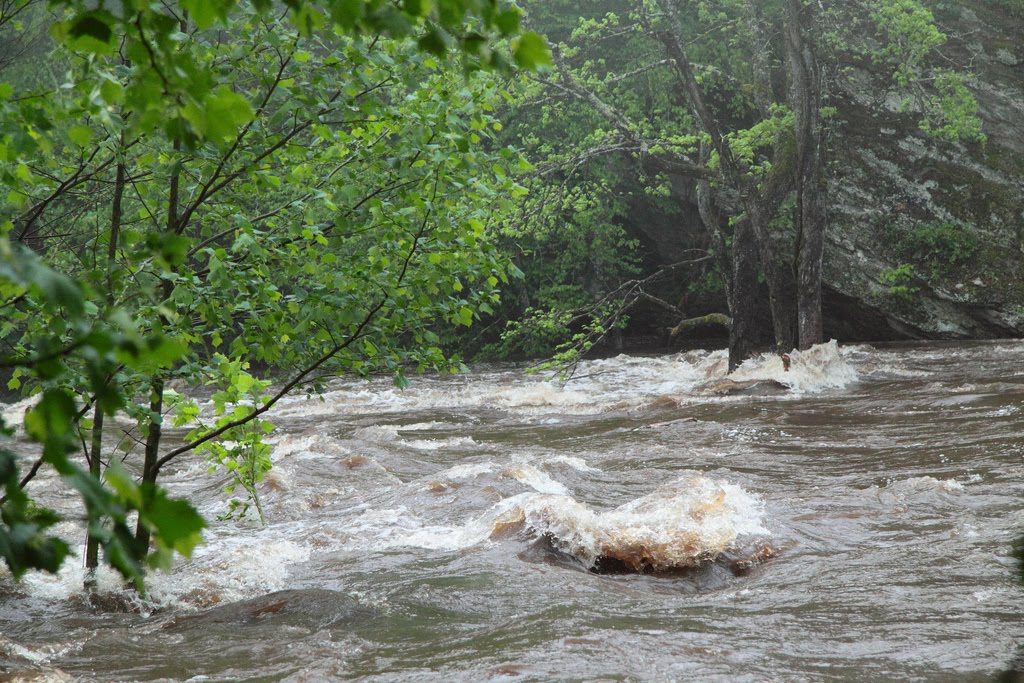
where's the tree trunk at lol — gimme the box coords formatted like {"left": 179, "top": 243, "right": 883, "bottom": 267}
{"left": 729, "top": 217, "right": 761, "bottom": 370}
{"left": 83, "top": 406, "right": 104, "bottom": 590}
{"left": 747, "top": 202, "right": 799, "bottom": 352}
{"left": 654, "top": 1, "right": 797, "bottom": 353}
{"left": 695, "top": 180, "right": 732, "bottom": 307}
{"left": 134, "top": 130, "right": 181, "bottom": 553}
{"left": 785, "top": 0, "right": 828, "bottom": 350}
{"left": 796, "top": 204, "right": 825, "bottom": 349}
{"left": 133, "top": 379, "right": 164, "bottom": 551}
{"left": 84, "top": 151, "right": 125, "bottom": 589}
{"left": 696, "top": 179, "right": 760, "bottom": 371}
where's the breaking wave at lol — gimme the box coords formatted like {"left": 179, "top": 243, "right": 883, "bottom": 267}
{"left": 498, "top": 473, "right": 769, "bottom": 572}
{"left": 353, "top": 472, "right": 769, "bottom": 573}
{"left": 729, "top": 340, "right": 859, "bottom": 393}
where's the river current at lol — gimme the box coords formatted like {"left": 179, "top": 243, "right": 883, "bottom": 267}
{"left": 1, "top": 340, "right": 1022, "bottom": 680}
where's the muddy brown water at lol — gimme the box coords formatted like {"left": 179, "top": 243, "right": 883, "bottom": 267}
{"left": 1, "top": 341, "right": 1022, "bottom": 681}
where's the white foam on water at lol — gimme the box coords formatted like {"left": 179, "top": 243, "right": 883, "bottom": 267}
{"left": 19, "top": 562, "right": 126, "bottom": 604}
{"left": 347, "top": 472, "right": 768, "bottom": 572}
{"left": 887, "top": 476, "right": 966, "bottom": 493}
{"left": 349, "top": 424, "right": 484, "bottom": 451}
{"left": 146, "top": 535, "right": 311, "bottom": 608}
{"left": 502, "top": 463, "right": 570, "bottom": 495}
{"left": 545, "top": 456, "right": 601, "bottom": 473}
{"left": 431, "top": 457, "right": 596, "bottom": 488}
{"left": 0, "top": 394, "right": 40, "bottom": 433}
{"left": 426, "top": 460, "right": 574, "bottom": 494}
{"left": 436, "top": 462, "right": 496, "bottom": 480}
{"left": 350, "top": 425, "right": 402, "bottom": 442}
{"left": 267, "top": 342, "right": 866, "bottom": 422}
{"left": 404, "top": 436, "right": 480, "bottom": 451}
{"left": 511, "top": 473, "right": 768, "bottom": 570}
{"left": 392, "top": 421, "right": 455, "bottom": 431}
{"left": 0, "top": 636, "right": 84, "bottom": 669}
{"left": 268, "top": 433, "right": 353, "bottom": 462}
{"left": 563, "top": 353, "right": 710, "bottom": 400}
{"left": 729, "top": 340, "right": 859, "bottom": 393}
{"left": 340, "top": 505, "right": 498, "bottom": 552}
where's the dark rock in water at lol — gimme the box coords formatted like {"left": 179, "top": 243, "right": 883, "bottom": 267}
{"left": 165, "top": 589, "right": 368, "bottom": 630}
{"left": 589, "top": 542, "right": 777, "bottom": 577}
{"left": 999, "top": 646, "right": 1024, "bottom": 683}
{"left": 698, "top": 379, "right": 791, "bottom": 396}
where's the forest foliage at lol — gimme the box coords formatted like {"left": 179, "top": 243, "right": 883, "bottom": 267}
{"left": 0, "top": 0, "right": 547, "bottom": 588}
{"left": 484, "top": 0, "right": 987, "bottom": 369}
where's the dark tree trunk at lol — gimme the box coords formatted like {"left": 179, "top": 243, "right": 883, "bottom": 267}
{"left": 695, "top": 179, "right": 733, "bottom": 306}
{"left": 83, "top": 406, "right": 104, "bottom": 590}
{"left": 785, "top": 0, "right": 828, "bottom": 350}
{"left": 134, "top": 379, "right": 164, "bottom": 551}
{"left": 134, "top": 132, "right": 181, "bottom": 554}
{"left": 746, "top": 202, "right": 799, "bottom": 352}
{"left": 655, "top": 0, "right": 798, "bottom": 353}
{"left": 729, "top": 217, "right": 761, "bottom": 370}
{"left": 84, "top": 154, "right": 125, "bottom": 589}
{"left": 696, "top": 177, "right": 761, "bottom": 370}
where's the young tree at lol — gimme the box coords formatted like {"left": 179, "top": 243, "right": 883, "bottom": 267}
{"left": 0, "top": 0, "right": 548, "bottom": 589}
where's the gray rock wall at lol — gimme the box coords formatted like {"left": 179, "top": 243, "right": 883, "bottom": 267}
{"left": 825, "top": 2, "right": 1024, "bottom": 339}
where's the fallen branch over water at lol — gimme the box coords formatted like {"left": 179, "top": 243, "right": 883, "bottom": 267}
{"left": 670, "top": 312, "right": 732, "bottom": 338}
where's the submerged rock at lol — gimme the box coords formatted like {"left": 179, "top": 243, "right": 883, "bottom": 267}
{"left": 164, "top": 588, "right": 368, "bottom": 630}
{"left": 697, "top": 378, "right": 791, "bottom": 396}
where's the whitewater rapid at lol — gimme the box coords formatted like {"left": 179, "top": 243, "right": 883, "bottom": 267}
{"left": 0, "top": 341, "right": 862, "bottom": 608}
{"left": 3, "top": 339, "right": 1022, "bottom": 681}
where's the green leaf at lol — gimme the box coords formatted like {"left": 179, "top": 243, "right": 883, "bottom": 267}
{"left": 495, "top": 8, "right": 521, "bottom": 36}
{"left": 145, "top": 232, "right": 191, "bottom": 267}
{"left": 117, "top": 335, "right": 187, "bottom": 371}
{"left": 67, "top": 13, "right": 114, "bottom": 54}
{"left": 232, "top": 372, "right": 254, "bottom": 394}
{"left": 0, "top": 450, "right": 70, "bottom": 578}
{"left": 68, "top": 125, "right": 93, "bottom": 148}
{"left": 105, "top": 462, "right": 142, "bottom": 509}
{"left": 512, "top": 32, "right": 551, "bottom": 69}
{"left": 190, "top": 87, "right": 254, "bottom": 142}
{"left": 29, "top": 265, "right": 85, "bottom": 316}
{"left": 143, "top": 489, "right": 206, "bottom": 556}
{"left": 24, "top": 390, "right": 77, "bottom": 442}
{"left": 403, "top": 0, "right": 426, "bottom": 16}
{"left": 146, "top": 336, "right": 188, "bottom": 368}
{"left": 418, "top": 25, "right": 451, "bottom": 57}
{"left": 329, "top": 0, "right": 365, "bottom": 30}
{"left": 181, "top": 0, "right": 225, "bottom": 29}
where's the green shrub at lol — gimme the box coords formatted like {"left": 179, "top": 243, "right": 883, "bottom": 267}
{"left": 886, "top": 220, "right": 979, "bottom": 281}
{"left": 881, "top": 263, "right": 921, "bottom": 300}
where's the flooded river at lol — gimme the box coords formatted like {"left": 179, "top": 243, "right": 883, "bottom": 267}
{"left": 2, "top": 340, "right": 1022, "bottom": 680}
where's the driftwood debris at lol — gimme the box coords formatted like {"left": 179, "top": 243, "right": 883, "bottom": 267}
{"left": 669, "top": 313, "right": 731, "bottom": 338}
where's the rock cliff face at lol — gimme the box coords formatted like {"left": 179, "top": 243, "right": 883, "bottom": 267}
{"left": 824, "top": 2, "right": 1024, "bottom": 340}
